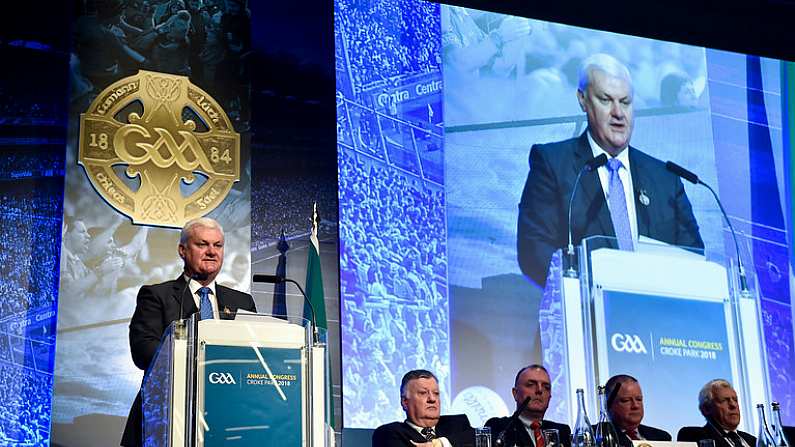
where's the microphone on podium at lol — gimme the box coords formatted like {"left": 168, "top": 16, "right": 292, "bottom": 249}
{"left": 586, "top": 153, "right": 610, "bottom": 171}
{"left": 665, "top": 161, "right": 751, "bottom": 296}
{"left": 177, "top": 274, "right": 203, "bottom": 320}
{"left": 606, "top": 381, "right": 622, "bottom": 409}
{"left": 253, "top": 274, "right": 321, "bottom": 343}
{"left": 565, "top": 153, "right": 608, "bottom": 277}
{"left": 664, "top": 161, "right": 699, "bottom": 184}
{"left": 252, "top": 274, "right": 286, "bottom": 284}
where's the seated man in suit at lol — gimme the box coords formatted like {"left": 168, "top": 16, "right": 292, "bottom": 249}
{"left": 677, "top": 379, "right": 756, "bottom": 447}
{"left": 605, "top": 374, "right": 671, "bottom": 446}
{"left": 486, "top": 364, "right": 571, "bottom": 447}
{"left": 373, "top": 369, "right": 475, "bottom": 446}
{"left": 783, "top": 426, "right": 795, "bottom": 446}
{"left": 517, "top": 53, "right": 704, "bottom": 287}
{"left": 121, "top": 217, "right": 256, "bottom": 447}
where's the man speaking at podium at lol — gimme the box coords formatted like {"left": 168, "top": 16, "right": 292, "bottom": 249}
{"left": 121, "top": 217, "right": 256, "bottom": 447}
{"left": 517, "top": 53, "right": 704, "bottom": 286}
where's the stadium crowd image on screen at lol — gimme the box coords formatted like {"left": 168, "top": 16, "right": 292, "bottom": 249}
{"left": 335, "top": 0, "right": 795, "bottom": 437}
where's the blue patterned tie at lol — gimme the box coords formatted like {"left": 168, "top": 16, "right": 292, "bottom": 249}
{"left": 607, "top": 158, "right": 633, "bottom": 250}
{"left": 198, "top": 287, "right": 214, "bottom": 320}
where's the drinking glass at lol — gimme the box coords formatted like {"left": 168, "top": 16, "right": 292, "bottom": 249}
{"left": 475, "top": 426, "right": 492, "bottom": 447}
{"left": 543, "top": 428, "right": 561, "bottom": 447}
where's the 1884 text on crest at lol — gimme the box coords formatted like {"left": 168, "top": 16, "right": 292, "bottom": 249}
{"left": 78, "top": 70, "right": 240, "bottom": 228}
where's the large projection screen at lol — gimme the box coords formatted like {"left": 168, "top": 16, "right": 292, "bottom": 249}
{"left": 335, "top": 0, "right": 795, "bottom": 430}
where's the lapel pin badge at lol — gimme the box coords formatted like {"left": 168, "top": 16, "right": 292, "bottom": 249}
{"left": 639, "top": 189, "right": 650, "bottom": 206}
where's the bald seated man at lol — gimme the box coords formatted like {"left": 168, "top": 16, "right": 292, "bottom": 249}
{"left": 486, "top": 365, "right": 571, "bottom": 447}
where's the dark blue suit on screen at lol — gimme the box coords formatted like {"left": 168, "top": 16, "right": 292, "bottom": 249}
{"left": 517, "top": 132, "right": 704, "bottom": 286}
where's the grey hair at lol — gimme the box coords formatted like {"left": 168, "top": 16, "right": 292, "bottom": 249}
{"left": 577, "top": 53, "right": 633, "bottom": 92}
{"left": 698, "top": 379, "right": 732, "bottom": 415}
{"left": 179, "top": 217, "right": 223, "bottom": 244}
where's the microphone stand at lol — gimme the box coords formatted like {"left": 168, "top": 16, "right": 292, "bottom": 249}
{"left": 665, "top": 161, "right": 751, "bottom": 297}
{"left": 698, "top": 182, "right": 752, "bottom": 297}
{"left": 566, "top": 167, "right": 589, "bottom": 278}
{"left": 175, "top": 275, "right": 194, "bottom": 338}
{"left": 566, "top": 154, "right": 608, "bottom": 278}
{"left": 283, "top": 278, "right": 322, "bottom": 345}
{"left": 253, "top": 274, "right": 322, "bottom": 345}
{"left": 495, "top": 397, "right": 531, "bottom": 447}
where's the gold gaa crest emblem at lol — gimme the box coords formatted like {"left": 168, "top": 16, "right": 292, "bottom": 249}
{"left": 78, "top": 70, "right": 240, "bottom": 228}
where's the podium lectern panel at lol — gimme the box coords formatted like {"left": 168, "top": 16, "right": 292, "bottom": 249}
{"left": 541, "top": 236, "right": 769, "bottom": 436}
{"left": 200, "top": 344, "right": 303, "bottom": 445}
{"left": 142, "top": 321, "right": 181, "bottom": 447}
{"left": 142, "top": 314, "right": 331, "bottom": 447}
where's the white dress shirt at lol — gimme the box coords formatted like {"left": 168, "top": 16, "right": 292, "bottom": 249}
{"left": 587, "top": 132, "right": 638, "bottom": 242}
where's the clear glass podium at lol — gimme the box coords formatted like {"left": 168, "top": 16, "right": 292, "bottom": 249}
{"left": 540, "top": 236, "right": 770, "bottom": 436}
{"left": 141, "top": 313, "right": 331, "bottom": 446}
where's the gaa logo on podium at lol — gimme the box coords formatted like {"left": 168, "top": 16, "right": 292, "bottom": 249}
{"left": 208, "top": 372, "right": 237, "bottom": 385}
{"left": 78, "top": 70, "right": 240, "bottom": 228}
{"left": 610, "top": 333, "right": 648, "bottom": 354}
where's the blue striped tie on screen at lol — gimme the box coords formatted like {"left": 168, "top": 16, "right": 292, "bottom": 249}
{"left": 198, "top": 287, "right": 214, "bottom": 320}
{"left": 607, "top": 158, "right": 633, "bottom": 250}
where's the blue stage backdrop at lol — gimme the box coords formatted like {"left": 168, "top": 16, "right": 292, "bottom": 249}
{"left": 50, "top": 2, "right": 253, "bottom": 446}
{"left": 3, "top": 0, "right": 795, "bottom": 445}
{"left": 335, "top": 0, "right": 795, "bottom": 430}
{"left": 335, "top": 0, "right": 450, "bottom": 427}
{"left": 0, "top": 26, "right": 68, "bottom": 445}
{"left": 0, "top": 1, "right": 340, "bottom": 445}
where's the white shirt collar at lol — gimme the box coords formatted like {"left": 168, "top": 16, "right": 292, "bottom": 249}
{"left": 186, "top": 275, "right": 220, "bottom": 319}
{"left": 405, "top": 419, "right": 435, "bottom": 433}
{"left": 518, "top": 414, "right": 537, "bottom": 428}
{"left": 185, "top": 274, "right": 217, "bottom": 296}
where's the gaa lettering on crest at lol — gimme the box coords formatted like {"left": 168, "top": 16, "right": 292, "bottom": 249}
{"left": 78, "top": 70, "right": 240, "bottom": 228}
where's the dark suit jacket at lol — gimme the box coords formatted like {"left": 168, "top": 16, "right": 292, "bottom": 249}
{"left": 485, "top": 416, "right": 571, "bottom": 447}
{"left": 677, "top": 423, "right": 756, "bottom": 447}
{"left": 783, "top": 426, "right": 795, "bottom": 446}
{"left": 592, "top": 422, "right": 672, "bottom": 447}
{"left": 121, "top": 276, "right": 256, "bottom": 447}
{"left": 372, "top": 414, "right": 475, "bottom": 446}
{"left": 517, "top": 132, "right": 704, "bottom": 286}
{"left": 615, "top": 424, "right": 672, "bottom": 446}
